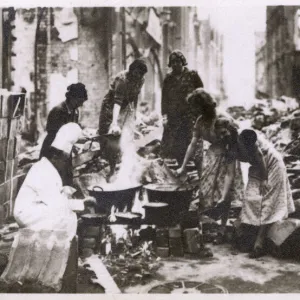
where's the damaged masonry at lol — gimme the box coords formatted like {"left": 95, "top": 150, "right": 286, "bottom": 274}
{"left": 1, "top": 5, "right": 300, "bottom": 294}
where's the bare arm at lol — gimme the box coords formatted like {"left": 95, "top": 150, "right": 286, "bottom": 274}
{"left": 177, "top": 117, "right": 202, "bottom": 175}
{"left": 180, "top": 136, "right": 199, "bottom": 172}
{"left": 111, "top": 103, "right": 121, "bottom": 126}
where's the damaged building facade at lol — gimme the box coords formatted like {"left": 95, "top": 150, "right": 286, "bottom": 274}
{"left": 0, "top": 7, "right": 226, "bottom": 141}
{"left": 256, "top": 6, "right": 300, "bottom": 100}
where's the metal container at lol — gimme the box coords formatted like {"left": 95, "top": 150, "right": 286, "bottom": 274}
{"left": 88, "top": 185, "right": 141, "bottom": 214}
{"left": 142, "top": 202, "right": 169, "bottom": 226}
{"left": 144, "top": 184, "right": 194, "bottom": 225}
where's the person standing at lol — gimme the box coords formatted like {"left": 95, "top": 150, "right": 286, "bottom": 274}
{"left": 98, "top": 59, "right": 148, "bottom": 180}
{"left": 160, "top": 50, "right": 204, "bottom": 165}
{"left": 39, "top": 83, "right": 88, "bottom": 185}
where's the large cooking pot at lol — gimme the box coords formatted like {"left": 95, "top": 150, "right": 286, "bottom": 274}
{"left": 88, "top": 185, "right": 142, "bottom": 215}
{"left": 142, "top": 202, "right": 169, "bottom": 226}
{"left": 144, "top": 183, "right": 195, "bottom": 225}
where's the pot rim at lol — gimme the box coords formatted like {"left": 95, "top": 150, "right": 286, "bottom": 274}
{"left": 88, "top": 184, "right": 142, "bottom": 193}
{"left": 144, "top": 183, "right": 195, "bottom": 192}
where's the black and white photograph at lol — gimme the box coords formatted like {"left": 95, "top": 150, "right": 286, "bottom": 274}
{"left": 1, "top": 0, "right": 300, "bottom": 295}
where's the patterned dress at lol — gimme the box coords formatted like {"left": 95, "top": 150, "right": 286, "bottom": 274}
{"left": 190, "top": 113, "right": 244, "bottom": 210}
{"left": 240, "top": 133, "right": 295, "bottom": 226}
{"left": 160, "top": 67, "right": 204, "bottom": 165}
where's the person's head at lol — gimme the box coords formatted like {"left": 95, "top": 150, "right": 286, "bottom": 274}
{"left": 214, "top": 117, "right": 238, "bottom": 145}
{"left": 128, "top": 59, "right": 148, "bottom": 80}
{"left": 186, "top": 88, "right": 217, "bottom": 119}
{"left": 237, "top": 129, "right": 257, "bottom": 162}
{"left": 168, "top": 50, "right": 187, "bottom": 74}
{"left": 65, "top": 83, "right": 88, "bottom": 109}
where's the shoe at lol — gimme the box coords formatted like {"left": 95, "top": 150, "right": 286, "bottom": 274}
{"left": 249, "top": 247, "right": 266, "bottom": 259}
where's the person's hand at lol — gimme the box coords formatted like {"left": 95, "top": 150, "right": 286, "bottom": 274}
{"left": 83, "top": 196, "right": 97, "bottom": 206}
{"left": 108, "top": 124, "right": 121, "bottom": 136}
{"left": 175, "top": 167, "right": 186, "bottom": 177}
{"left": 260, "top": 180, "right": 270, "bottom": 196}
{"left": 61, "top": 186, "right": 77, "bottom": 198}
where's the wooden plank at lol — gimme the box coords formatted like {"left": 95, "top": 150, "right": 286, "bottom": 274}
{"left": 0, "top": 119, "right": 8, "bottom": 139}
{"left": 85, "top": 255, "right": 121, "bottom": 293}
{"left": 0, "top": 161, "right": 5, "bottom": 184}
{"left": 7, "top": 118, "right": 20, "bottom": 139}
{"left": 0, "top": 93, "right": 9, "bottom": 118}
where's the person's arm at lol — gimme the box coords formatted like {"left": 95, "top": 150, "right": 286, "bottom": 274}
{"left": 161, "top": 78, "right": 169, "bottom": 125}
{"left": 193, "top": 71, "right": 204, "bottom": 88}
{"left": 109, "top": 79, "right": 126, "bottom": 135}
{"left": 177, "top": 117, "right": 202, "bottom": 175}
{"left": 178, "top": 136, "right": 198, "bottom": 174}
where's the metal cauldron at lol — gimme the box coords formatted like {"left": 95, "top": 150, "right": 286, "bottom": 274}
{"left": 88, "top": 185, "right": 142, "bottom": 215}
{"left": 144, "top": 183, "right": 195, "bottom": 225}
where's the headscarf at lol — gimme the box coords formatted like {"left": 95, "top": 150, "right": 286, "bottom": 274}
{"left": 168, "top": 50, "right": 188, "bottom": 67}
{"left": 51, "top": 123, "right": 83, "bottom": 154}
{"left": 65, "top": 82, "right": 88, "bottom": 101}
{"left": 129, "top": 59, "right": 148, "bottom": 74}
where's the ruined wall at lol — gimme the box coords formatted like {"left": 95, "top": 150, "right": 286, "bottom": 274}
{"left": 47, "top": 8, "right": 110, "bottom": 128}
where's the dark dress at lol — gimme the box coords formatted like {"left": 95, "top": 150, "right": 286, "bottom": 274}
{"left": 160, "top": 67, "right": 204, "bottom": 165}
{"left": 40, "top": 101, "right": 79, "bottom": 186}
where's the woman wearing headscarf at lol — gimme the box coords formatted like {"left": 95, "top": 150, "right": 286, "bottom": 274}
{"left": 176, "top": 89, "right": 244, "bottom": 251}
{"left": 14, "top": 123, "right": 84, "bottom": 239}
{"left": 39, "top": 83, "right": 88, "bottom": 186}
{"left": 40, "top": 83, "right": 88, "bottom": 159}
{"left": 98, "top": 59, "right": 148, "bottom": 180}
{"left": 160, "top": 50, "right": 204, "bottom": 165}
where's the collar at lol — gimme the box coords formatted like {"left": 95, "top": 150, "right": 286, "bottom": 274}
{"left": 64, "top": 101, "right": 72, "bottom": 114}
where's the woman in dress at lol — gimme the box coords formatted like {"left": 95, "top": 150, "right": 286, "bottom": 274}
{"left": 160, "top": 50, "right": 204, "bottom": 165}
{"left": 98, "top": 59, "right": 148, "bottom": 180}
{"left": 176, "top": 88, "right": 244, "bottom": 247}
{"left": 228, "top": 129, "right": 295, "bottom": 258}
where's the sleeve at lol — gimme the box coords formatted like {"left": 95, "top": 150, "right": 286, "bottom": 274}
{"left": 46, "top": 107, "right": 65, "bottom": 133}
{"left": 113, "top": 78, "right": 127, "bottom": 106}
{"left": 161, "top": 78, "right": 169, "bottom": 115}
{"left": 192, "top": 71, "right": 204, "bottom": 88}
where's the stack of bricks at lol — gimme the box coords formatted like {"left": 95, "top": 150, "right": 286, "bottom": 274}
{"left": 0, "top": 89, "right": 26, "bottom": 226}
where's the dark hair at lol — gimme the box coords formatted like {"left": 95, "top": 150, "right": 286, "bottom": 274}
{"left": 129, "top": 59, "right": 148, "bottom": 74}
{"left": 168, "top": 50, "right": 188, "bottom": 67}
{"left": 187, "top": 88, "right": 216, "bottom": 118}
{"left": 239, "top": 129, "right": 257, "bottom": 152}
{"left": 65, "top": 82, "right": 88, "bottom": 101}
